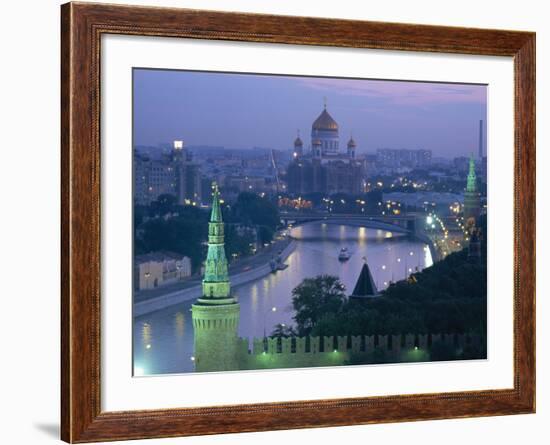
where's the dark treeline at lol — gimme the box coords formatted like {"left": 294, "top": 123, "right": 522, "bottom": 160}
{"left": 134, "top": 192, "right": 280, "bottom": 272}
{"left": 283, "top": 215, "right": 487, "bottom": 345}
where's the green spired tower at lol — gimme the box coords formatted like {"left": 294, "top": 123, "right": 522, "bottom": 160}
{"left": 191, "top": 182, "right": 240, "bottom": 372}
{"left": 463, "top": 154, "right": 481, "bottom": 225}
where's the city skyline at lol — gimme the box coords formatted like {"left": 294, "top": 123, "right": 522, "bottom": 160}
{"left": 133, "top": 68, "right": 487, "bottom": 159}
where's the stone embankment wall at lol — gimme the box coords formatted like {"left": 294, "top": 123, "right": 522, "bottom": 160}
{"left": 134, "top": 240, "right": 297, "bottom": 316}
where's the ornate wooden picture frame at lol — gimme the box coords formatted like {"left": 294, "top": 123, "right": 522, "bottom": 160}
{"left": 61, "top": 2, "right": 535, "bottom": 442}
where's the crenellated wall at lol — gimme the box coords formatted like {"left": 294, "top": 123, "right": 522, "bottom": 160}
{"left": 234, "top": 333, "right": 484, "bottom": 371}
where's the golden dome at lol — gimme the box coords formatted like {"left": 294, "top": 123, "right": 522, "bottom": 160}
{"left": 312, "top": 107, "right": 338, "bottom": 131}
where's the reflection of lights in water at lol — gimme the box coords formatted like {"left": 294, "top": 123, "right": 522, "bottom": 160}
{"left": 146, "top": 344, "right": 151, "bottom": 349}
{"left": 134, "top": 366, "right": 145, "bottom": 376}
{"left": 358, "top": 227, "right": 366, "bottom": 246}
{"left": 250, "top": 284, "right": 259, "bottom": 315}
{"left": 142, "top": 322, "right": 151, "bottom": 350}
{"left": 268, "top": 273, "right": 277, "bottom": 286}
{"left": 292, "top": 226, "right": 302, "bottom": 238}
{"left": 424, "top": 245, "right": 433, "bottom": 267}
{"left": 385, "top": 232, "right": 393, "bottom": 238}
{"left": 287, "top": 252, "right": 295, "bottom": 266}
{"left": 174, "top": 312, "right": 184, "bottom": 339}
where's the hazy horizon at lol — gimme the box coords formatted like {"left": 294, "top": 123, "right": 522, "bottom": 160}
{"left": 133, "top": 69, "right": 487, "bottom": 159}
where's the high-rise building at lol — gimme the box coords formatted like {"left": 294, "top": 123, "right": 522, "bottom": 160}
{"left": 191, "top": 183, "right": 240, "bottom": 372}
{"left": 133, "top": 140, "right": 202, "bottom": 206}
{"left": 375, "top": 148, "right": 432, "bottom": 170}
{"left": 463, "top": 154, "right": 481, "bottom": 225}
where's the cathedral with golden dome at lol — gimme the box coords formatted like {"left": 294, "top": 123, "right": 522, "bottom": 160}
{"left": 286, "top": 102, "right": 366, "bottom": 195}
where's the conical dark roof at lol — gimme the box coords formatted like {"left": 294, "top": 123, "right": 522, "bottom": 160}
{"left": 352, "top": 263, "right": 378, "bottom": 296}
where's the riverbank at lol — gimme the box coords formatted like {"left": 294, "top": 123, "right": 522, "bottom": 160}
{"left": 415, "top": 233, "right": 441, "bottom": 263}
{"left": 133, "top": 237, "right": 297, "bottom": 317}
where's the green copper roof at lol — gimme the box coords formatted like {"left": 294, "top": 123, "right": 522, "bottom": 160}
{"left": 466, "top": 154, "right": 477, "bottom": 192}
{"left": 199, "top": 181, "right": 233, "bottom": 302}
{"left": 210, "top": 182, "right": 223, "bottom": 222}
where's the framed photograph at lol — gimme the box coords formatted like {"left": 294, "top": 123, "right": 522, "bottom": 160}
{"left": 61, "top": 2, "right": 535, "bottom": 442}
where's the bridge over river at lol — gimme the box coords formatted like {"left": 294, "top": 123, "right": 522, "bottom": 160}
{"left": 280, "top": 211, "right": 423, "bottom": 235}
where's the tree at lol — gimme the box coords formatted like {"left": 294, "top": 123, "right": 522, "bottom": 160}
{"left": 230, "top": 192, "right": 280, "bottom": 242}
{"left": 270, "top": 323, "right": 297, "bottom": 338}
{"left": 138, "top": 209, "right": 208, "bottom": 271}
{"left": 224, "top": 225, "right": 255, "bottom": 260}
{"left": 150, "top": 193, "right": 177, "bottom": 216}
{"left": 291, "top": 275, "right": 347, "bottom": 336}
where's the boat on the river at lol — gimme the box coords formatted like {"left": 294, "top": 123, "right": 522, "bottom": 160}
{"left": 338, "top": 247, "right": 351, "bottom": 261}
{"left": 270, "top": 253, "right": 288, "bottom": 273}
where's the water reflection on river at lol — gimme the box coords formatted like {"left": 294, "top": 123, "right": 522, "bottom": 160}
{"left": 133, "top": 223, "right": 432, "bottom": 375}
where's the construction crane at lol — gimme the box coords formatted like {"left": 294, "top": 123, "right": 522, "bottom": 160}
{"left": 270, "top": 149, "right": 281, "bottom": 194}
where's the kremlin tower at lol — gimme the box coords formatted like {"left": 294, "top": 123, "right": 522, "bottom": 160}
{"left": 191, "top": 183, "right": 240, "bottom": 372}
{"left": 463, "top": 154, "right": 481, "bottom": 226}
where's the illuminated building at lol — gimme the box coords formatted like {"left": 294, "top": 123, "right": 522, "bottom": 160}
{"left": 286, "top": 103, "right": 366, "bottom": 195}
{"left": 463, "top": 154, "right": 481, "bottom": 225}
{"left": 133, "top": 140, "right": 202, "bottom": 206}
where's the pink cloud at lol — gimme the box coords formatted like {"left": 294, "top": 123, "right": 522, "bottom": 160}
{"left": 294, "top": 77, "right": 486, "bottom": 106}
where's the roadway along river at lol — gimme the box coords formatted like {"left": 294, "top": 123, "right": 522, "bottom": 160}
{"left": 133, "top": 223, "right": 433, "bottom": 375}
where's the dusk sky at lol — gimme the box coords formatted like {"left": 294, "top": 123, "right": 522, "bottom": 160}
{"left": 133, "top": 68, "right": 487, "bottom": 158}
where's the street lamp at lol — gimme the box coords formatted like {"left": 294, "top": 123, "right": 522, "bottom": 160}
{"left": 263, "top": 306, "right": 277, "bottom": 338}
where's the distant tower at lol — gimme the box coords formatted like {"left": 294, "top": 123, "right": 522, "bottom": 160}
{"left": 478, "top": 120, "right": 484, "bottom": 159}
{"left": 191, "top": 183, "right": 240, "bottom": 372}
{"left": 172, "top": 140, "right": 187, "bottom": 205}
{"left": 293, "top": 130, "right": 303, "bottom": 159}
{"left": 347, "top": 135, "right": 356, "bottom": 159}
{"left": 463, "top": 154, "right": 481, "bottom": 225}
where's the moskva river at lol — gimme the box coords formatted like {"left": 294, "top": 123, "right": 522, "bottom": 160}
{"left": 133, "top": 223, "right": 432, "bottom": 375}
